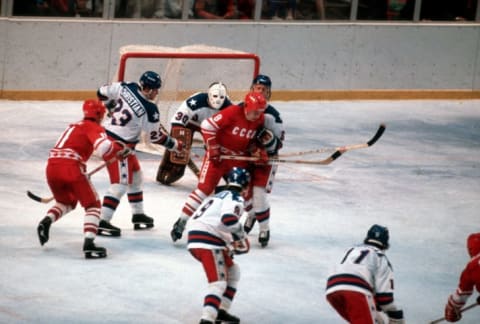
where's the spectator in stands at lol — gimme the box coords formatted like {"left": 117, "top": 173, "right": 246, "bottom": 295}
{"left": 194, "top": 0, "right": 236, "bottom": 18}
{"left": 400, "top": 0, "right": 476, "bottom": 21}
{"left": 237, "top": 0, "right": 255, "bottom": 19}
{"left": 268, "top": 0, "right": 296, "bottom": 19}
{"left": 295, "top": 0, "right": 325, "bottom": 20}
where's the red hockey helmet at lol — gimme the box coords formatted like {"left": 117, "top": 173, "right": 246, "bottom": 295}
{"left": 243, "top": 91, "right": 267, "bottom": 114}
{"left": 83, "top": 99, "right": 106, "bottom": 122}
{"left": 467, "top": 233, "right": 480, "bottom": 257}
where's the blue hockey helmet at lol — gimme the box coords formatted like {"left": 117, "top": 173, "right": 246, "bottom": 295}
{"left": 251, "top": 74, "right": 272, "bottom": 100}
{"left": 226, "top": 167, "right": 251, "bottom": 190}
{"left": 139, "top": 71, "right": 162, "bottom": 90}
{"left": 252, "top": 74, "right": 272, "bottom": 88}
{"left": 364, "top": 224, "right": 390, "bottom": 250}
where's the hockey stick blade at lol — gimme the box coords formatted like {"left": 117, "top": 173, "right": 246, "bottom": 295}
{"left": 429, "top": 302, "right": 479, "bottom": 324}
{"left": 26, "top": 190, "right": 54, "bottom": 204}
{"left": 280, "top": 123, "right": 386, "bottom": 158}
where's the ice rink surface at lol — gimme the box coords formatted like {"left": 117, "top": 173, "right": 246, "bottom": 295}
{"left": 0, "top": 99, "right": 479, "bottom": 323}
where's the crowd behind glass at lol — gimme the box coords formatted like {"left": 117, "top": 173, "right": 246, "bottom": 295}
{"left": 2, "top": 0, "right": 479, "bottom": 21}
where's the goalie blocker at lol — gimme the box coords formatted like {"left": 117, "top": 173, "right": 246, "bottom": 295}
{"left": 156, "top": 126, "right": 194, "bottom": 184}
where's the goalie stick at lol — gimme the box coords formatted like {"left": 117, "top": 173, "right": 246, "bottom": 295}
{"left": 26, "top": 155, "right": 119, "bottom": 204}
{"left": 221, "top": 123, "right": 386, "bottom": 165}
{"left": 429, "top": 302, "right": 479, "bottom": 324}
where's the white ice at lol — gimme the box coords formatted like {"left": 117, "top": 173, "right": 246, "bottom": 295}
{"left": 0, "top": 99, "right": 479, "bottom": 323}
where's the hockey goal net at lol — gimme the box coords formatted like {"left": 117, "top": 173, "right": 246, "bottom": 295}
{"left": 116, "top": 44, "right": 260, "bottom": 128}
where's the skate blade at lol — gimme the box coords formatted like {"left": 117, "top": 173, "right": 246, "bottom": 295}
{"left": 84, "top": 251, "right": 107, "bottom": 259}
{"left": 133, "top": 223, "right": 154, "bottom": 230}
{"left": 97, "top": 228, "right": 121, "bottom": 237}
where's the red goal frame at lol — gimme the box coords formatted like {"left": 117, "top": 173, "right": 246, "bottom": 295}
{"left": 117, "top": 52, "right": 261, "bottom": 82}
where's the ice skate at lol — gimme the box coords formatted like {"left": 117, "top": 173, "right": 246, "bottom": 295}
{"left": 83, "top": 238, "right": 107, "bottom": 259}
{"left": 37, "top": 216, "right": 52, "bottom": 246}
{"left": 170, "top": 217, "right": 186, "bottom": 242}
{"left": 216, "top": 309, "right": 240, "bottom": 324}
{"left": 199, "top": 320, "right": 214, "bottom": 324}
{"left": 97, "top": 219, "right": 121, "bottom": 237}
{"left": 243, "top": 215, "right": 256, "bottom": 234}
{"left": 132, "top": 213, "right": 154, "bottom": 230}
{"left": 259, "top": 230, "right": 270, "bottom": 248}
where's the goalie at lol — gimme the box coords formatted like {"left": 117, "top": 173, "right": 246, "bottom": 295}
{"left": 156, "top": 82, "right": 232, "bottom": 185}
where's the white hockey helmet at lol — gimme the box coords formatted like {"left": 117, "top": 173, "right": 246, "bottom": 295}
{"left": 207, "top": 82, "right": 227, "bottom": 109}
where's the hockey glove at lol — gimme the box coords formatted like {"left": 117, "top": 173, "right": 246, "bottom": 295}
{"left": 164, "top": 137, "right": 184, "bottom": 154}
{"left": 114, "top": 141, "right": 131, "bottom": 161}
{"left": 206, "top": 137, "right": 221, "bottom": 165}
{"left": 445, "top": 295, "right": 463, "bottom": 322}
{"left": 232, "top": 238, "right": 250, "bottom": 255}
{"left": 250, "top": 146, "right": 269, "bottom": 165}
{"left": 256, "top": 127, "right": 279, "bottom": 155}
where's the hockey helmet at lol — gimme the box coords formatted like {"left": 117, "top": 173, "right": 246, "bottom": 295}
{"left": 226, "top": 167, "right": 251, "bottom": 190}
{"left": 467, "top": 233, "right": 480, "bottom": 257}
{"left": 140, "top": 71, "right": 162, "bottom": 90}
{"left": 364, "top": 224, "right": 390, "bottom": 250}
{"left": 251, "top": 74, "right": 272, "bottom": 100}
{"left": 252, "top": 74, "right": 272, "bottom": 88}
{"left": 208, "top": 82, "right": 227, "bottom": 109}
{"left": 243, "top": 91, "right": 267, "bottom": 115}
{"left": 82, "top": 99, "right": 106, "bottom": 122}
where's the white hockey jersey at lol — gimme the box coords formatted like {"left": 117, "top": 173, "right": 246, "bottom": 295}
{"left": 186, "top": 190, "right": 246, "bottom": 250}
{"left": 170, "top": 92, "right": 232, "bottom": 131}
{"left": 325, "top": 244, "right": 400, "bottom": 311}
{"left": 98, "top": 82, "right": 161, "bottom": 145}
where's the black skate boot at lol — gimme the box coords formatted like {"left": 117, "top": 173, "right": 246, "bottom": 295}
{"left": 216, "top": 309, "right": 240, "bottom": 324}
{"left": 37, "top": 216, "right": 52, "bottom": 246}
{"left": 83, "top": 238, "right": 107, "bottom": 259}
{"left": 243, "top": 216, "right": 256, "bottom": 234}
{"left": 132, "top": 213, "right": 154, "bottom": 230}
{"left": 199, "top": 320, "right": 214, "bottom": 324}
{"left": 170, "top": 217, "right": 187, "bottom": 242}
{"left": 97, "top": 219, "right": 121, "bottom": 237}
{"left": 259, "top": 230, "right": 270, "bottom": 248}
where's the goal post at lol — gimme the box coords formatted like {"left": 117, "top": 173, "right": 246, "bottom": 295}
{"left": 114, "top": 44, "right": 261, "bottom": 153}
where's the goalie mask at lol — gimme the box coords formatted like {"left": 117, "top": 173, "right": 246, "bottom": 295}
{"left": 207, "top": 82, "right": 227, "bottom": 109}
{"left": 467, "top": 233, "right": 480, "bottom": 257}
{"left": 364, "top": 224, "right": 389, "bottom": 250}
{"left": 82, "top": 99, "right": 106, "bottom": 123}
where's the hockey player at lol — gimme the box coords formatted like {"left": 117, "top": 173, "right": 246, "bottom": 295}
{"left": 36, "top": 99, "right": 130, "bottom": 259}
{"left": 325, "top": 224, "right": 405, "bottom": 323}
{"left": 241, "top": 74, "right": 284, "bottom": 247}
{"left": 96, "top": 71, "right": 183, "bottom": 237}
{"left": 156, "top": 82, "right": 232, "bottom": 185}
{"left": 170, "top": 91, "right": 268, "bottom": 242}
{"left": 443, "top": 232, "right": 480, "bottom": 322}
{"left": 187, "top": 167, "right": 251, "bottom": 324}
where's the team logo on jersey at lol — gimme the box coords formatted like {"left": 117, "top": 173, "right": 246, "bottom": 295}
{"left": 120, "top": 87, "right": 145, "bottom": 117}
{"left": 232, "top": 127, "right": 256, "bottom": 139}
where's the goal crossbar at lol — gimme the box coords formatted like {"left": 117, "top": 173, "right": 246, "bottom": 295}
{"left": 118, "top": 52, "right": 261, "bottom": 82}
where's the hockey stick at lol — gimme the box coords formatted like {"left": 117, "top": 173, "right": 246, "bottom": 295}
{"left": 279, "top": 123, "right": 386, "bottom": 158}
{"left": 220, "top": 151, "right": 342, "bottom": 165}
{"left": 221, "top": 123, "right": 386, "bottom": 165}
{"left": 429, "top": 302, "right": 479, "bottom": 324}
{"left": 26, "top": 156, "right": 119, "bottom": 204}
